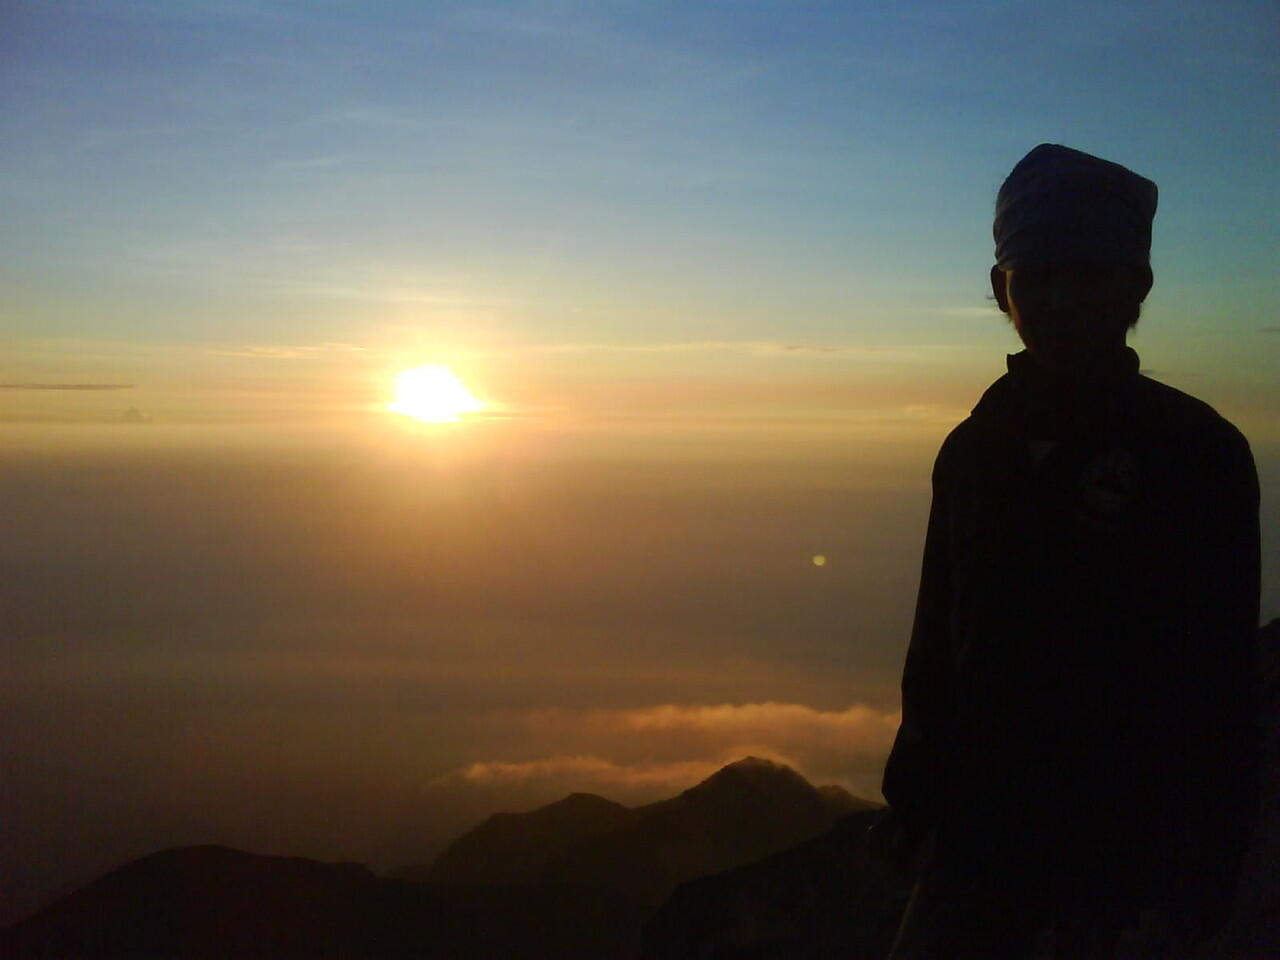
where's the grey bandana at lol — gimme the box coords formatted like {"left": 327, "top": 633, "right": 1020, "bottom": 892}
{"left": 994, "top": 144, "right": 1157, "bottom": 270}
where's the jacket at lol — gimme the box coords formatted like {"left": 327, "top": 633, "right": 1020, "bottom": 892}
{"left": 881, "top": 347, "right": 1262, "bottom": 927}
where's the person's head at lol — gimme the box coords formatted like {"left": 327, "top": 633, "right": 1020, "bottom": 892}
{"left": 990, "top": 260, "right": 1152, "bottom": 373}
{"left": 991, "top": 144, "right": 1157, "bottom": 374}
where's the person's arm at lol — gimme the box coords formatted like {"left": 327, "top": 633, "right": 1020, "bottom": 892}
{"left": 881, "top": 449, "right": 955, "bottom": 848}
{"left": 1164, "top": 421, "right": 1262, "bottom": 943}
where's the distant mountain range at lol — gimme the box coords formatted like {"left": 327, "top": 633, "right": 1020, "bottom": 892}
{"left": 399, "top": 791, "right": 633, "bottom": 885}
{"left": 4, "top": 620, "right": 1276, "bottom": 958}
{"left": 402, "top": 757, "right": 878, "bottom": 911}
{"left": 0, "top": 757, "right": 883, "bottom": 959}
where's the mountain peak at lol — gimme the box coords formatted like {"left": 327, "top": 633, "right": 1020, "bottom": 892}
{"left": 694, "top": 756, "right": 811, "bottom": 792}
{"left": 725, "top": 755, "right": 787, "bottom": 773}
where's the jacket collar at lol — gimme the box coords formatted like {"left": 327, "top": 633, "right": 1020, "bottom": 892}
{"left": 972, "top": 347, "right": 1141, "bottom": 437}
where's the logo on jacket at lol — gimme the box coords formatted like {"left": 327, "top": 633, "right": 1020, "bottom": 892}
{"left": 1073, "top": 449, "right": 1140, "bottom": 539}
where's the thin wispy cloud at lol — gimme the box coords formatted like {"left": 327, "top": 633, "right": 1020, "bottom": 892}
{"left": 457, "top": 5, "right": 752, "bottom": 88}
{"left": 900, "top": 403, "right": 972, "bottom": 422}
{"left": 124, "top": 0, "right": 294, "bottom": 24}
{"left": 303, "top": 104, "right": 440, "bottom": 133}
{"left": 523, "top": 701, "right": 900, "bottom": 755}
{"left": 523, "top": 340, "right": 927, "bottom": 358}
{"left": 437, "top": 701, "right": 901, "bottom": 800}
{"left": 916, "top": 306, "right": 1000, "bottom": 318}
{"left": 285, "top": 284, "right": 509, "bottom": 307}
{"left": 272, "top": 155, "right": 350, "bottom": 171}
{"left": 0, "top": 383, "right": 135, "bottom": 391}
{"left": 215, "top": 343, "right": 369, "bottom": 360}
{"left": 212, "top": 337, "right": 956, "bottom": 364}
{"left": 446, "top": 755, "right": 742, "bottom": 791}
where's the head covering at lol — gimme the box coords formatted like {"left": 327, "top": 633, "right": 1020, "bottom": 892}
{"left": 993, "top": 144, "right": 1157, "bottom": 270}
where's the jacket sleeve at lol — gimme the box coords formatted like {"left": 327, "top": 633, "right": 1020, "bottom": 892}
{"left": 881, "top": 448, "right": 955, "bottom": 835}
{"left": 1160, "top": 422, "right": 1263, "bottom": 940}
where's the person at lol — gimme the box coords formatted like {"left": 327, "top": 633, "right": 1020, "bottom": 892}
{"left": 879, "top": 144, "right": 1263, "bottom": 958}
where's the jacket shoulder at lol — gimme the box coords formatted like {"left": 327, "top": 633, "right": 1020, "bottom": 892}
{"left": 930, "top": 414, "right": 986, "bottom": 486}
{"left": 1132, "top": 375, "right": 1253, "bottom": 456}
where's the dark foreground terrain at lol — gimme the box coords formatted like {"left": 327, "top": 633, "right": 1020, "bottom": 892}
{"left": 4, "top": 621, "right": 1277, "bottom": 959}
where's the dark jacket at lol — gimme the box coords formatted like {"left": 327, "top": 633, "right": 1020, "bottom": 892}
{"left": 881, "top": 347, "right": 1262, "bottom": 930}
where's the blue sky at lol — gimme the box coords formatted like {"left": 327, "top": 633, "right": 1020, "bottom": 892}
{"left": 3, "top": 0, "right": 1276, "bottom": 356}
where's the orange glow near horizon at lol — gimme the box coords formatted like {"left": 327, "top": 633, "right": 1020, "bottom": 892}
{"left": 387, "top": 365, "right": 486, "bottom": 423}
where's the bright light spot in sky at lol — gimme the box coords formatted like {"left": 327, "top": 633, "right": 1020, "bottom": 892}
{"left": 812, "top": 554, "right": 827, "bottom": 567}
{"left": 388, "top": 365, "right": 485, "bottom": 423}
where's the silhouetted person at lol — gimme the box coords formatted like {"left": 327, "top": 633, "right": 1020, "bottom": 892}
{"left": 880, "top": 144, "right": 1262, "bottom": 958}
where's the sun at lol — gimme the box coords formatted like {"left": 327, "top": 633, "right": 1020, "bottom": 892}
{"left": 387, "top": 365, "right": 485, "bottom": 423}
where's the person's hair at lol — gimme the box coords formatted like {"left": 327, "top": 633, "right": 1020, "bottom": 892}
{"left": 992, "top": 262, "right": 1153, "bottom": 334}
{"left": 1115, "top": 263, "right": 1153, "bottom": 333}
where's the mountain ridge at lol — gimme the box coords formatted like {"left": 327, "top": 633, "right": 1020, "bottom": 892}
{"left": 407, "top": 756, "right": 876, "bottom": 893}
{"left": 1, "top": 758, "right": 881, "bottom": 959}
{"left": 401, "top": 791, "right": 634, "bottom": 884}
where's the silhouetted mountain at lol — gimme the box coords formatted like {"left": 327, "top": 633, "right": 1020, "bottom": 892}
{"left": 401, "top": 792, "right": 634, "bottom": 884}
{"left": 540, "top": 758, "right": 843, "bottom": 897}
{"left": 0, "top": 845, "right": 646, "bottom": 959}
{"left": 816, "top": 783, "right": 882, "bottom": 817}
{"left": 642, "top": 809, "right": 906, "bottom": 960}
{"left": 1, "top": 758, "right": 878, "bottom": 959}
{"left": 0, "top": 846, "right": 377, "bottom": 958}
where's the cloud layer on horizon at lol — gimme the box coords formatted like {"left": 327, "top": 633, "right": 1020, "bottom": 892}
{"left": 439, "top": 700, "right": 901, "bottom": 801}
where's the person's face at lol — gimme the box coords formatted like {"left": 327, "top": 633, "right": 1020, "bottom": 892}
{"left": 990, "top": 262, "right": 1147, "bottom": 374}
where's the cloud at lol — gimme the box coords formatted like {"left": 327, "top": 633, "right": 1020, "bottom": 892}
{"left": 522, "top": 340, "right": 922, "bottom": 358}
{"left": 0, "top": 383, "right": 134, "bottom": 391}
{"left": 272, "top": 155, "right": 349, "bottom": 171}
{"left": 539, "top": 701, "right": 900, "bottom": 753}
{"left": 449, "top": 755, "right": 740, "bottom": 791}
{"left": 456, "top": 5, "right": 749, "bottom": 89}
{"left": 900, "top": 403, "right": 970, "bottom": 423}
{"left": 916, "top": 306, "right": 1000, "bottom": 318}
{"left": 285, "top": 284, "right": 507, "bottom": 306}
{"left": 215, "top": 343, "right": 369, "bottom": 360}
{"left": 440, "top": 702, "right": 901, "bottom": 801}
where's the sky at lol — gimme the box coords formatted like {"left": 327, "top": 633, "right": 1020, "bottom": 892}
{"left": 2, "top": 0, "right": 1278, "bottom": 923}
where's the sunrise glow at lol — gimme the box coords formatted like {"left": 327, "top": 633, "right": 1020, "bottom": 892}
{"left": 387, "top": 365, "right": 485, "bottom": 423}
